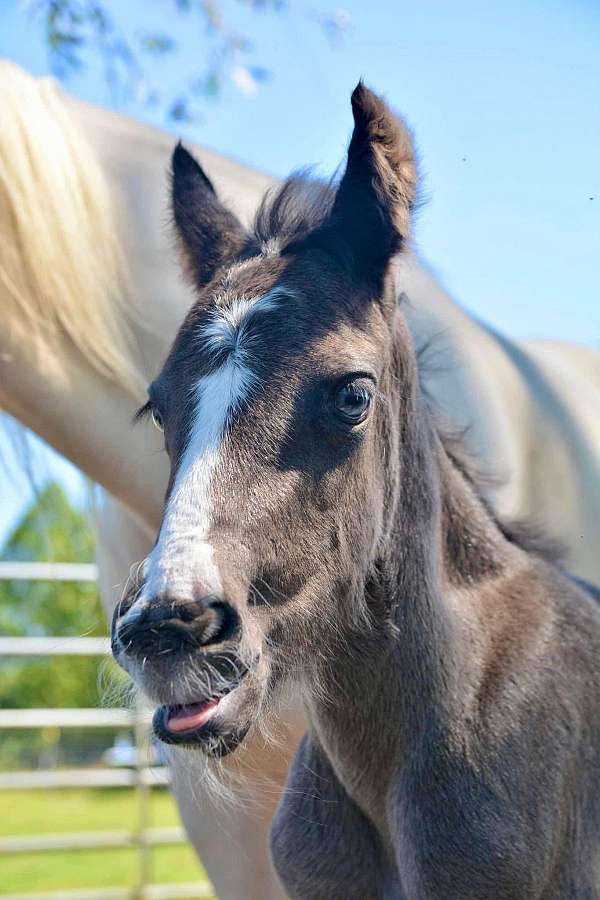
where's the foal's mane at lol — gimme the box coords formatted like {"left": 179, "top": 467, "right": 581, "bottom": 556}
{"left": 252, "top": 173, "right": 335, "bottom": 249}
{"left": 0, "top": 61, "right": 143, "bottom": 395}
{"left": 436, "top": 422, "right": 565, "bottom": 565}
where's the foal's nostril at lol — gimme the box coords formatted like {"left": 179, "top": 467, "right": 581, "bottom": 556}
{"left": 114, "top": 597, "right": 239, "bottom": 658}
{"left": 113, "top": 608, "right": 147, "bottom": 650}
{"left": 202, "top": 601, "right": 238, "bottom": 646}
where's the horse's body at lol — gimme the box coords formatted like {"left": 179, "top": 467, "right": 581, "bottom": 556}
{"left": 1, "top": 61, "right": 599, "bottom": 899}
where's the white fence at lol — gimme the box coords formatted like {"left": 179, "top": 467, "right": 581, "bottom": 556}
{"left": 0, "top": 562, "right": 213, "bottom": 900}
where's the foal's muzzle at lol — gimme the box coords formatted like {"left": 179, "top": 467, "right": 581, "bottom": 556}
{"left": 112, "top": 595, "right": 239, "bottom": 660}
{"left": 111, "top": 591, "right": 255, "bottom": 756}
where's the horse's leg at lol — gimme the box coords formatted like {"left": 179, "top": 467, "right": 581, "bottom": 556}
{"left": 271, "top": 733, "right": 391, "bottom": 900}
{"left": 96, "top": 494, "right": 298, "bottom": 899}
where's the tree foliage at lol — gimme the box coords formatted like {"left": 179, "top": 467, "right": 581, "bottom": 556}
{"left": 30, "top": 0, "right": 350, "bottom": 122}
{"left": 0, "top": 483, "right": 124, "bottom": 768}
{"left": 0, "top": 481, "right": 101, "bottom": 639}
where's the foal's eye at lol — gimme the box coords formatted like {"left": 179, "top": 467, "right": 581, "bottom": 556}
{"left": 151, "top": 408, "right": 164, "bottom": 433}
{"left": 334, "top": 381, "right": 372, "bottom": 425}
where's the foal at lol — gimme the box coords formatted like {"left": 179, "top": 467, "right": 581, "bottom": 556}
{"left": 112, "top": 84, "right": 600, "bottom": 899}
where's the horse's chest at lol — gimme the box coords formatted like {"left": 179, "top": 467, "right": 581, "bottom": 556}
{"left": 271, "top": 733, "right": 399, "bottom": 899}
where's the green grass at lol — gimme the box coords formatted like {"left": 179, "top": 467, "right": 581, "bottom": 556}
{"left": 0, "top": 786, "right": 215, "bottom": 896}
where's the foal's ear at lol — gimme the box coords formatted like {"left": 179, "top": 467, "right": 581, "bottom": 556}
{"left": 171, "top": 143, "right": 246, "bottom": 288}
{"left": 317, "top": 83, "right": 418, "bottom": 285}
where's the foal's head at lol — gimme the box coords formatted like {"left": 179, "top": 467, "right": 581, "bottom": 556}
{"left": 112, "top": 84, "right": 419, "bottom": 755}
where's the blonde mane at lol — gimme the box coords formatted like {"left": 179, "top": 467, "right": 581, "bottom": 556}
{"left": 0, "top": 61, "right": 144, "bottom": 396}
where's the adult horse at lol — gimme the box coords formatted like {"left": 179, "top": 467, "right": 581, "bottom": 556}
{"left": 1, "top": 61, "right": 599, "bottom": 899}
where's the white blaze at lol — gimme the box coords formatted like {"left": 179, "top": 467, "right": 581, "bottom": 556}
{"left": 138, "top": 290, "right": 282, "bottom": 606}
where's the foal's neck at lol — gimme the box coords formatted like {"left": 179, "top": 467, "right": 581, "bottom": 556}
{"left": 307, "top": 376, "right": 517, "bottom": 824}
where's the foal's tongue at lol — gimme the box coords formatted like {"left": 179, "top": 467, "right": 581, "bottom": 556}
{"left": 167, "top": 699, "right": 220, "bottom": 733}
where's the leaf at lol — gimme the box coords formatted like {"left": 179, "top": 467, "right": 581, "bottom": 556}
{"left": 139, "top": 33, "right": 177, "bottom": 56}
{"left": 48, "top": 31, "right": 84, "bottom": 50}
{"left": 169, "top": 96, "right": 193, "bottom": 121}
{"left": 191, "top": 71, "right": 221, "bottom": 97}
{"left": 200, "top": 0, "right": 223, "bottom": 32}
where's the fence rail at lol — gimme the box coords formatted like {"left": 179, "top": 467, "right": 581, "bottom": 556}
{"left": 0, "top": 563, "right": 213, "bottom": 900}
{"left": 0, "top": 826, "right": 188, "bottom": 854}
{"left": 0, "top": 561, "right": 98, "bottom": 581}
{"left": 1, "top": 886, "right": 212, "bottom": 900}
{"left": 0, "top": 636, "right": 110, "bottom": 656}
{"left": 0, "top": 707, "right": 136, "bottom": 728}
{"left": 0, "top": 766, "right": 170, "bottom": 790}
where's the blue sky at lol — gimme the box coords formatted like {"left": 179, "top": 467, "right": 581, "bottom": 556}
{"left": 1, "top": 0, "right": 598, "bottom": 545}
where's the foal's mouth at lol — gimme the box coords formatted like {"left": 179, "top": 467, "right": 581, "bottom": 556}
{"left": 152, "top": 665, "right": 251, "bottom": 756}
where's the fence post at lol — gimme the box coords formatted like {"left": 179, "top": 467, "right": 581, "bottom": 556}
{"left": 134, "top": 696, "right": 152, "bottom": 898}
